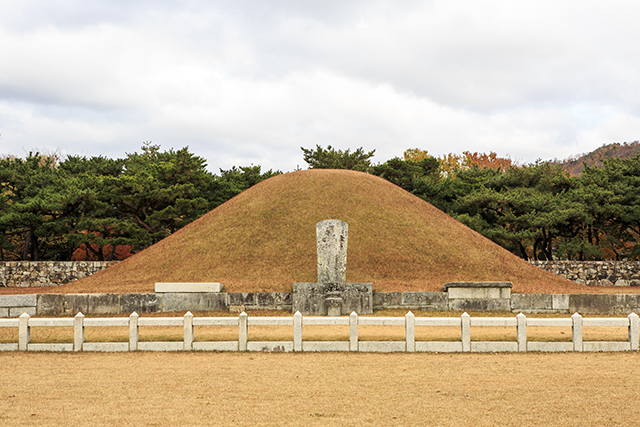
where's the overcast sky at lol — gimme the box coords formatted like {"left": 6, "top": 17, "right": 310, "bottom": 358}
{"left": 1, "top": 0, "right": 639, "bottom": 172}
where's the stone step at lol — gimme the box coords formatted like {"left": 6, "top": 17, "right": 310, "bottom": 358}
{"left": 154, "top": 282, "right": 223, "bottom": 293}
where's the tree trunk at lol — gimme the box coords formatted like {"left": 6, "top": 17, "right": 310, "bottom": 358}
{"left": 32, "top": 235, "right": 39, "bottom": 261}
{"left": 23, "top": 229, "right": 31, "bottom": 261}
{"left": 533, "top": 237, "right": 542, "bottom": 261}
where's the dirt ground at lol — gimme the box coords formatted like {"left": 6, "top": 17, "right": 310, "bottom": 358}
{"left": 1, "top": 352, "right": 639, "bottom": 426}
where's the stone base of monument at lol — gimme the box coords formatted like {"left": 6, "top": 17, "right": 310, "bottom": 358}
{"left": 292, "top": 282, "right": 373, "bottom": 315}
{"left": 443, "top": 281, "right": 512, "bottom": 311}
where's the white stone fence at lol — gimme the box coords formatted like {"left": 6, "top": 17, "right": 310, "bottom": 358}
{"left": 1, "top": 311, "right": 639, "bottom": 353}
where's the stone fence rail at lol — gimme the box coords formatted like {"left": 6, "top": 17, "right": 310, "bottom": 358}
{"left": 2, "top": 311, "right": 638, "bottom": 353}
{"left": 0, "top": 261, "right": 118, "bottom": 287}
{"left": 530, "top": 260, "right": 640, "bottom": 287}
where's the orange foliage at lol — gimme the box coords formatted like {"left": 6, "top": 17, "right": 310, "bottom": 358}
{"left": 434, "top": 151, "right": 518, "bottom": 177}
{"left": 71, "top": 243, "right": 133, "bottom": 261}
{"left": 70, "top": 230, "right": 134, "bottom": 261}
{"left": 403, "top": 149, "right": 517, "bottom": 176}
{"left": 462, "top": 151, "right": 518, "bottom": 171}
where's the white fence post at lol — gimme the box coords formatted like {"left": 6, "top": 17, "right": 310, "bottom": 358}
{"left": 405, "top": 311, "right": 415, "bottom": 353}
{"left": 461, "top": 312, "right": 471, "bottom": 352}
{"left": 516, "top": 312, "right": 527, "bottom": 352}
{"left": 293, "top": 311, "right": 302, "bottom": 352}
{"left": 74, "top": 312, "right": 84, "bottom": 352}
{"left": 18, "top": 312, "right": 30, "bottom": 351}
{"left": 239, "top": 312, "right": 248, "bottom": 351}
{"left": 629, "top": 312, "right": 639, "bottom": 351}
{"left": 349, "top": 312, "right": 358, "bottom": 352}
{"left": 184, "top": 311, "right": 194, "bottom": 351}
{"left": 129, "top": 312, "right": 139, "bottom": 351}
{"left": 572, "top": 312, "right": 583, "bottom": 352}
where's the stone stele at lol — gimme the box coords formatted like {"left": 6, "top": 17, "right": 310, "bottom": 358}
{"left": 293, "top": 219, "right": 372, "bottom": 315}
{"left": 316, "top": 219, "right": 348, "bottom": 283}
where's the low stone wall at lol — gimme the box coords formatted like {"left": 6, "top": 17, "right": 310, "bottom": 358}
{"left": 0, "top": 261, "right": 119, "bottom": 287}
{"left": 3, "top": 290, "right": 640, "bottom": 317}
{"left": 373, "top": 292, "right": 448, "bottom": 311}
{"left": 0, "top": 295, "right": 37, "bottom": 317}
{"left": 531, "top": 260, "right": 640, "bottom": 286}
{"left": 374, "top": 292, "right": 640, "bottom": 315}
{"left": 31, "top": 292, "right": 292, "bottom": 316}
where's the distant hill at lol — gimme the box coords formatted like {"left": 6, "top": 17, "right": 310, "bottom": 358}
{"left": 552, "top": 141, "right": 640, "bottom": 176}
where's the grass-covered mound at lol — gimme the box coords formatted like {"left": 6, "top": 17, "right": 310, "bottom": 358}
{"left": 52, "top": 169, "right": 588, "bottom": 294}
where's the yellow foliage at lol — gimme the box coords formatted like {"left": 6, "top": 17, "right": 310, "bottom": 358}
{"left": 403, "top": 148, "right": 430, "bottom": 162}
{"left": 437, "top": 153, "right": 464, "bottom": 177}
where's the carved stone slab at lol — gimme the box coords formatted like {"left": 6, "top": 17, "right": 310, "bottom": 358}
{"left": 316, "top": 219, "right": 348, "bottom": 283}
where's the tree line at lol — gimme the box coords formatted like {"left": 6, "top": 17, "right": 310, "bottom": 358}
{"left": 1, "top": 143, "right": 639, "bottom": 261}
{"left": 0, "top": 143, "right": 278, "bottom": 261}
{"left": 299, "top": 144, "right": 640, "bottom": 261}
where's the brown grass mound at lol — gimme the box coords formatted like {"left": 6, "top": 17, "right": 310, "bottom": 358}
{"left": 45, "top": 169, "right": 595, "bottom": 294}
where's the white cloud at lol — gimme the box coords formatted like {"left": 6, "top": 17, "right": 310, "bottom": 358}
{"left": 1, "top": 0, "right": 639, "bottom": 172}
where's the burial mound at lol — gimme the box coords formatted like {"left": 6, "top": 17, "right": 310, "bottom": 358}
{"left": 58, "top": 169, "right": 582, "bottom": 294}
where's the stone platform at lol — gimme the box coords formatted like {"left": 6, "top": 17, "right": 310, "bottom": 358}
{"left": 292, "top": 282, "right": 373, "bottom": 315}
{"left": 443, "top": 281, "right": 512, "bottom": 311}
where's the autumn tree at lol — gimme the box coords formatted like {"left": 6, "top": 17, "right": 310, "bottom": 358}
{"left": 403, "top": 148, "right": 430, "bottom": 162}
{"left": 462, "top": 151, "right": 518, "bottom": 171}
{"left": 437, "top": 153, "right": 465, "bottom": 178}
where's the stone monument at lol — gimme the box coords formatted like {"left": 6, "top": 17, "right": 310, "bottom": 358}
{"left": 293, "top": 219, "right": 373, "bottom": 315}
{"left": 316, "top": 219, "right": 348, "bottom": 284}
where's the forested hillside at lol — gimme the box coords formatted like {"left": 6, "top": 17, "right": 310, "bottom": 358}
{"left": 553, "top": 141, "right": 640, "bottom": 176}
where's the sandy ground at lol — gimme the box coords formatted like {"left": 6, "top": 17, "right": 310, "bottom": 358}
{"left": 1, "top": 351, "right": 640, "bottom": 426}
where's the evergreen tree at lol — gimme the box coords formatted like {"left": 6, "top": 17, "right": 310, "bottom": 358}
{"left": 301, "top": 145, "right": 375, "bottom": 171}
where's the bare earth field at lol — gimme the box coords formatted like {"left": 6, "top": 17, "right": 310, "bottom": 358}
{"left": 1, "top": 352, "right": 640, "bottom": 427}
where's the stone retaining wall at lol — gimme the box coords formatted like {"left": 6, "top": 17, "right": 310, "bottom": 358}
{"left": 0, "top": 261, "right": 119, "bottom": 287}
{"left": 531, "top": 260, "right": 640, "bottom": 286}
{"left": 373, "top": 292, "right": 640, "bottom": 315}
{"left": 0, "top": 294, "right": 37, "bottom": 317}
{"left": 2, "top": 292, "right": 292, "bottom": 317}
{"left": 3, "top": 291, "right": 640, "bottom": 317}
{"left": 3, "top": 260, "right": 640, "bottom": 288}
